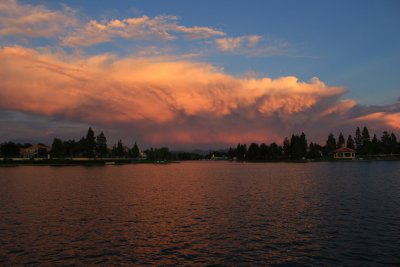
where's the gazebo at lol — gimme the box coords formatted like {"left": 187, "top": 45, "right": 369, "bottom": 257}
{"left": 334, "top": 147, "right": 355, "bottom": 159}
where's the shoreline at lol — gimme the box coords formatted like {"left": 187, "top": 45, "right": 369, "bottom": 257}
{"left": 1, "top": 157, "right": 399, "bottom": 166}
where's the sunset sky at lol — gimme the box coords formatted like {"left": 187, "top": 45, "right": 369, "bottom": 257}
{"left": 0, "top": 0, "right": 399, "bottom": 149}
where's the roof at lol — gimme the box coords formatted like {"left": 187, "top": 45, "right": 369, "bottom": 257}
{"left": 334, "top": 147, "right": 355, "bottom": 153}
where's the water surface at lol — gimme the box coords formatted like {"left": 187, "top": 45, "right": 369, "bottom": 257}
{"left": 1, "top": 161, "right": 399, "bottom": 265}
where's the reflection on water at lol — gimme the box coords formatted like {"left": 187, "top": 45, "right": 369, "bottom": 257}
{"left": 0, "top": 161, "right": 399, "bottom": 265}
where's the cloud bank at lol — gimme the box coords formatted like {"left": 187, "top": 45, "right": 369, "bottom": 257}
{"left": 1, "top": 46, "right": 398, "bottom": 147}
{"left": 0, "top": 1, "right": 399, "bottom": 148}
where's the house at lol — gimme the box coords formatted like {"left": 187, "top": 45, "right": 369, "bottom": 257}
{"left": 20, "top": 145, "right": 50, "bottom": 159}
{"left": 334, "top": 147, "right": 355, "bottom": 159}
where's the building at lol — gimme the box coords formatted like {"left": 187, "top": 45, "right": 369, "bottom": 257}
{"left": 20, "top": 145, "right": 50, "bottom": 159}
{"left": 334, "top": 147, "right": 355, "bottom": 159}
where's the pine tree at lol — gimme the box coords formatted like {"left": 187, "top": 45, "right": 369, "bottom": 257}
{"left": 325, "top": 133, "right": 336, "bottom": 155}
{"left": 381, "top": 131, "right": 391, "bottom": 154}
{"left": 131, "top": 141, "right": 140, "bottom": 158}
{"left": 283, "top": 137, "right": 291, "bottom": 157}
{"left": 236, "top": 143, "right": 247, "bottom": 161}
{"left": 346, "top": 135, "right": 355, "bottom": 149}
{"left": 96, "top": 131, "right": 107, "bottom": 157}
{"left": 116, "top": 140, "right": 124, "bottom": 157}
{"left": 371, "top": 134, "right": 379, "bottom": 154}
{"left": 0, "top": 142, "right": 20, "bottom": 158}
{"left": 247, "top": 143, "right": 259, "bottom": 161}
{"left": 361, "top": 126, "right": 371, "bottom": 155}
{"left": 290, "top": 133, "right": 307, "bottom": 159}
{"left": 85, "top": 127, "right": 96, "bottom": 157}
{"left": 337, "top": 132, "right": 345, "bottom": 148}
{"left": 50, "top": 138, "right": 65, "bottom": 158}
{"left": 390, "top": 133, "right": 398, "bottom": 154}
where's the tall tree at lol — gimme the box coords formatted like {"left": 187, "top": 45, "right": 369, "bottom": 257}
{"left": 50, "top": 138, "right": 65, "bottom": 158}
{"left": 346, "top": 135, "right": 355, "bottom": 149}
{"left": 337, "top": 132, "right": 345, "bottom": 148}
{"left": 308, "top": 142, "right": 323, "bottom": 159}
{"left": 247, "top": 143, "right": 259, "bottom": 161}
{"left": 371, "top": 134, "right": 380, "bottom": 155}
{"left": 96, "top": 131, "right": 108, "bottom": 157}
{"left": 85, "top": 127, "right": 96, "bottom": 157}
{"left": 236, "top": 143, "right": 247, "bottom": 161}
{"left": 325, "top": 133, "right": 336, "bottom": 155}
{"left": 290, "top": 133, "right": 307, "bottom": 159}
{"left": 390, "top": 133, "right": 398, "bottom": 154}
{"left": 361, "top": 126, "right": 371, "bottom": 154}
{"left": 381, "top": 131, "right": 391, "bottom": 154}
{"left": 269, "top": 142, "right": 281, "bottom": 159}
{"left": 258, "top": 143, "right": 268, "bottom": 160}
{"left": 64, "top": 139, "right": 77, "bottom": 157}
{"left": 114, "top": 140, "right": 124, "bottom": 157}
{"left": 283, "top": 137, "right": 291, "bottom": 158}
{"left": 131, "top": 141, "right": 140, "bottom": 158}
{"left": 0, "top": 142, "right": 20, "bottom": 158}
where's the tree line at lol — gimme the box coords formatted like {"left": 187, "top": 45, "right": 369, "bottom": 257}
{"left": 0, "top": 127, "right": 176, "bottom": 161}
{"left": 1, "top": 126, "right": 399, "bottom": 160}
{"left": 49, "top": 127, "right": 140, "bottom": 158}
{"left": 227, "top": 126, "right": 399, "bottom": 161}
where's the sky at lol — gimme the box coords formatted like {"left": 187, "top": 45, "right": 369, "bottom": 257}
{"left": 0, "top": 0, "right": 399, "bottom": 149}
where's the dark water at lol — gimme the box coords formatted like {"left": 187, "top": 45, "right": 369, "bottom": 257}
{"left": 1, "top": 161, "right": 400, "bottom": 266}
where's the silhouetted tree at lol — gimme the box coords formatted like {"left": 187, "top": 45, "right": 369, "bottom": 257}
{"left": 112, "top": 140, "right": 124, "bottom": 158}
{"left": 62, "top": 140, "right": 75, "bottom": 157}
{"left": 228, "top": 147, "right": 236, "bottom": 159}
{"left": 283, "top": 137, "right": 291, "bottom": 158}
{"left": 380, "top": 131, "right": 391, "bottom": 154}
{"left": 337, "top": 132, "right": 345, "bottom": 148}
{"left": 290, "top": 133, "right": 307, "bottom": 159}
{"left": 325, "top": 133, "right": 336, "bottom": 155}
{"left": 236, "top": 143, "right": 247, "bottom": 161}
{"left": 258, "top": 143, "right": 268, "bottom": 160}
{"left": 308, "top": 142, "right": 323, "bottom": 159}
{"left": 361, "top": 126, "right": 371, "bottom": 155}
{"left": 371, "top": 134, "right": 380, "bottom": 154}
{"left": 84, "top": 127, "right": 96, "bottom": 157}
{"left": 131, "top": 141, "right": 140, "bottom": 158}
{"left": 50, "top": 138, "right": 65, "bottom": 158}
{"left": 247, "top": 143, "right": 259, "bottom": 161}
{"left": 390, "top": 133, "right": 398, "bottom": 154}
{"left": 346, "top": 135, "right": 355, "bottom": 149}
{"left": 0, "top": 142, "right": 20, "bottom": 158}
{"left": 96, "top": 131, "right": 107, "bottom": 157}
{"left": 145, "top": 147, "right": 172, "bottom": 161}
{"left": 269, "top": 142, "right": 282, "bottom": 159}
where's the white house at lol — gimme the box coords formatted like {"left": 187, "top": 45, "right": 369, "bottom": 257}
{"left": 334, "top": 147, "right": 355, "bottom": 159}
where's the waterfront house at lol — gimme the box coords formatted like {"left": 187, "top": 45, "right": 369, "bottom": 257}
{"left": 20, "top": 145, "right": 50, "bottom": 159}
{"left": 334, "top": 147, "right": 355, "bottom": 159}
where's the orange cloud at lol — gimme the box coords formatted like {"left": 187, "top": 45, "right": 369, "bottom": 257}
{"left": 0, "top": 0, "right": 76, "bottom": 37}
{"left": 215, "top": 35, "right": 262, "bottom": 52}
{"left": 354, "top": 112, "right": 400, "bottom": 130}
{"left": 1, "top": 45, "right": 398, "bottom": 146}
{"left": 62, "top": 15, "right": 225, "bottom": 47}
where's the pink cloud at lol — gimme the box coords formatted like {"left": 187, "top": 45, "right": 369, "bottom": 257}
{"left": 0, "top": 46, "right": 399, "bottom": 147}
{"left": 62, "top": 15, "right": 225, "bottom": 47}
{"left": 0, "top": 0, "right": 76, "bottom": 37}
{"left": 215, "top": 35, "right": 262, "bottom": 52}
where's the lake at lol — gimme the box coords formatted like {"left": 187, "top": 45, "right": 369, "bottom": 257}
{"left": 0, "top": 161, "right": 399, "bottom": 265}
